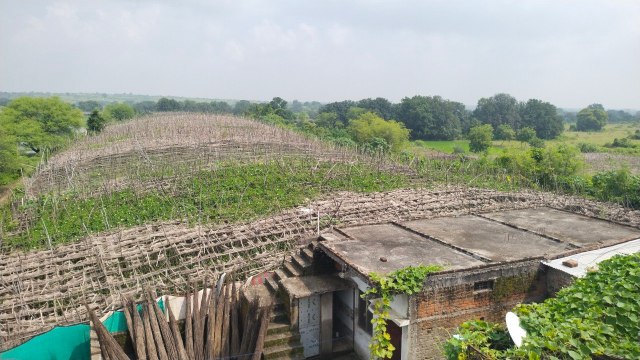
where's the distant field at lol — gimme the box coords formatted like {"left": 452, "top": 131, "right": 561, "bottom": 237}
{"left": 413, "top": 123, "right": 640, "bottom": 154}
{"left": 411, "top": 123, "right": 640, "bottom": 174}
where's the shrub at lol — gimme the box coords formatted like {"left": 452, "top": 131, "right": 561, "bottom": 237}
{"left": 494, "top": 124, "right": 516, "bottom": 141}
{"left": 468, "top": 124, "right": 493, "bottom": 153}
{"left": 453, "top": 145, "right": 466, "bottom": 154}
{"left": 578, "top": 142, "right": 599, "bottom": 153}
{"left": 348, "top": 112, "right": 410, "bottom": 152}
{"left": 516, "top": 127, "right": 536, "bottom": 142}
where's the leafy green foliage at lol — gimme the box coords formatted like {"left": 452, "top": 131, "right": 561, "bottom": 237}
{"left": 519, "top": 99, "right": 564, "bottom": 140}
{"left": 444, "top": 253, "right": 640, "bottom": 359}
{"left": 86, "top": 110, "right": 106, "bottom": 133}
{"left": 516, "top": 127, "right": 536, "bottom": 142}
{"left": 2, "top": 161, "right": 407, "bottom": 250}
{"left": 494, "top": 124, "right": 516, "bottom": 141}
{"left": 0, "top": 97, "right": 83, "bottom": 184}
{"left": 473, "top": 93, "right": 522, "bottom": 131}
{"left": 348, "top": 112, "right": 410, "bottom": 152}
{"left": 363, "top": 265, "right": 443, "bottom": 359}
{"left": 576, "top": 105, "right": 608, "bottom": 132}
{"left": 103, "top": 102, "right": 136, "bottom": 121}
{"left": 0, "top": 97, "right": 83, "bottom": 153}
{"left": 468, "top": 124, "right": 493, "bottom": 153}
{"left": 396, "top": 95, "right": 466, "bottom": 140}
{"left": 590, "top": 169, "right": 640, "bottom": 207}
{"left": 0, "top": 122, "right": 19, "bottom": 185}
{"left": 444, "top": 320, "right": 512, "bottom": 359}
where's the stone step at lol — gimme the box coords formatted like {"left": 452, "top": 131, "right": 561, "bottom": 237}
{"left": 265, "top": 277, "right": 280, "bottom": 293}
{"left": 264, "top": 331, "right": 301, "bottom": 348}
{"left": 283, "top": 261, "right": 302, "bottom": 277}
{"left": 267, "top": 321, "right": 290, "bottom": 336}
{"left": 291, "top": 254, "right": 311, "bottom": 270}
{"left": 274, "top": 269, "right": 288, "bottom": 282}
{"left": 263, "top": 343, "right": 304, "bottom": 360}
{"left": 300, "top": 247, "right": 314, "bottom": 261}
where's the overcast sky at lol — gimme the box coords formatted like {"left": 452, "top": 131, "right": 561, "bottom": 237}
{"left": 1, "top": 0, "right": 639, "bottom": 109}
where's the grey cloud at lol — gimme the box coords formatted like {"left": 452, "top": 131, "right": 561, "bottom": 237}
{"left": 0, "top": 0, "right": 638, "bottom": 108}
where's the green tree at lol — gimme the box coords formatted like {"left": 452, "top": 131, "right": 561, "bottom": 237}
{"left": 0, "top": 97, "right": 83, "bottom": 153}
{"left": 473, "top": 93, "right": 522, "bottom": 130}
{"left": 516, "top": 127, "right": 536, "bottom": 142}
{"left": 468, "top": 124, "right": 493, "bottom": 153}
{"left": 519, "top": 99, "right": 564, "bottom": 139}
{"left": 348, "top": 112, "right": 410, "bottom": 152}
{"left": 103, "top": 102, "right": 135, "bottom": 121}
{"left": 76, "top": 100, "right": 102, "bottom": 112}
{"left": 494, "top": 124, "right": 515, "bottom": 141}
{"left": 0, "top": 122, "right": 19, "bottom": 184}
{"left": 86, "top": 110, "right": 106, "bottom": 133}
{"left": 315, "top": 112, "right": 342, "bottom": 129}
{"left": 396, "top": 95, "right": 464, "bottom": 140}
{"left": 576, "top": 105, "right": 607, "bottom": 131}
{"left": 156, "top": 97, "right": 182, "bottom": 112}
{"left": 232, "top": 100, "right": 252, "bottom": 115}
{"left": 318, "top": 100, "right": 357, "bottom": 126}
{"left": 356, "top": 97, "right": 396, "bottom": 119}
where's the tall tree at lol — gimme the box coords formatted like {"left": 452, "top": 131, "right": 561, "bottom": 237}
{"left": 76, "top": 100, "right": 102, "bottom": 112}
{"left": 156, "top": 97, "right": 182, "bottom": 111}
{"left": 0, "top": 97, "right": 83, "bottom": 153}
{"left": 318, "top": 100, "right": 357, "bottom": 126}
{"left": 0, "top": 122, "right": 19, "bottom": 184}
{"left": 396, "top": 96, "right": 463, "bottom": 140}
{"left": 357, "top": 97, "right": 395, "bottom": 119}
{"left": 576, "top": 105, "right": 608, "bottom": 131}
{"left": 473, "top": 93, "right": 522, "bottom": 130}
{"left": 232, "top": 100, "right": 252, "bottom": 115}
{"left": 519, "top": 99, "right": 564, "bottom": 139}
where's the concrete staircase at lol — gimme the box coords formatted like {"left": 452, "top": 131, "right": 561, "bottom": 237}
{"left": 261, "top": 245, "right": 316, "bottom": 360}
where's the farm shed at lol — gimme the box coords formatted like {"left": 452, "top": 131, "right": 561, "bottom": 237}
{"left": 287, "top": 207, "right": 640, "bottom": 359}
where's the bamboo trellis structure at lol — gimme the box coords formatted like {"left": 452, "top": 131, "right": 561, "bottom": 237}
{"left": 2, "top": 187, "right": 639, "bottom": 350}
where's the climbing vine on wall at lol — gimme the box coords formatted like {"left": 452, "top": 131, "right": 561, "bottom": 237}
{"left": 363, "top": 264, "right": 443, "bottom": 359}
{"left": 444, "top": 253, "right": 640, "bottom": 359}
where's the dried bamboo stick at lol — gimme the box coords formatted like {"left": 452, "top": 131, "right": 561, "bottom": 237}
{"left": 142, "top": 305, "right": 159, "bottom": 360}
{"left": 164, "top": 297, "right": 188, "bottom": 359}
{"left": 129, "top": 298, "right": 147, "bottom": 360}
{"left": 184, "top": 290, "right": 194, "bottom": 359}
{"left": 146, "top": 290, "right": 179, "bottom": 359}
{"left": 145, "top": 301, "right": 169, "bottom": 360}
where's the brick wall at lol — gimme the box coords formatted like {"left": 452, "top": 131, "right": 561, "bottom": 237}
{"left": 407, "top": 261, "right": 547, "bottom": 360}
{"left": 546, "top": 267, "right": 575, "bottom": 297}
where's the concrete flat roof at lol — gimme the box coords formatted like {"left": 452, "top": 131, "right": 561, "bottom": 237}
{"left": 320, "top": 207, "right": 640, "bottom": 277}
{"left": 483, "top": 207, "right": 640, "bottom": 246}
{"left": 543, "top": 238, "right": 640, "bottom": 277}
{"left": 325, "top": 224, "right": 485, "bottom": 275}
{"left": 402, "top": 215, "right": 572, "bottom": 262}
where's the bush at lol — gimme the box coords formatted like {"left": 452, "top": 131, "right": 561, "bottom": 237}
{"left": 86, "top": 110, "right": 106, "bottom": 133}
{"left": 348, "top": 112, "right": 410, "bottom": 152}
{"left": 468, "top": 124, "right": 493, "bottom": 153}
{"left": 606, "top": 137, "right": 636, "bottom": 148}
{"left": 494, "top": 124, "right": 515, "bottom": 141}
{"left": 516, "top": 127, "right": 536, "bottom": 142}
{"left": 527, "top": 137, "right": 545, "bottom": 148}
{"left": 578, "top": 142, "right": 599, "bottom": 153}
{"left": 453, "top": 145, "right": 466, "bottom": 154}
{"left": 103, "top": 102, "right": 135, "bottom": 121}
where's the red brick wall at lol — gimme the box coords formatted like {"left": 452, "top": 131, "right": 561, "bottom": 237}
{"left": 408, "top": 264, "right": 547, "bottom": 359}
